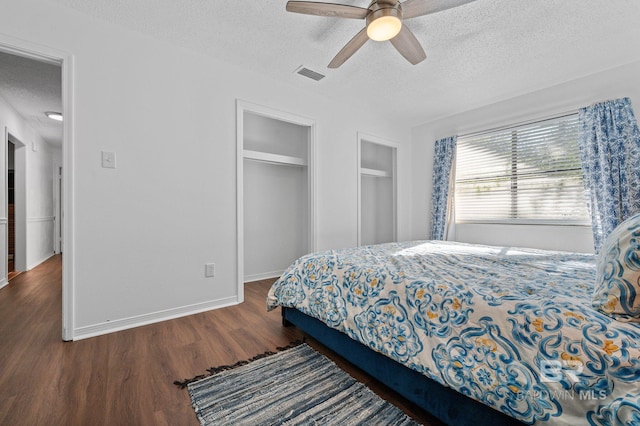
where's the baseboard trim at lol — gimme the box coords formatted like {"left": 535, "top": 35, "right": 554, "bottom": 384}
{"left": 0, "top": 278, "right": 7, "bottom": 291}
{"left": 27, "top": 251, "right": 56, "bottom": 271}
{"left": 73, "top": 295, "right": 240, "bottom": 341}
{"left": 244, "top": 270, "right": 284, "bottom": 282}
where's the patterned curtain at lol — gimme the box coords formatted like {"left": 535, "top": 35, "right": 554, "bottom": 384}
{"left": 578, "top": 97, "right": 640, "bottom": 253}
{"left": 430, "top": 136, "right": 457, "bottom": 240}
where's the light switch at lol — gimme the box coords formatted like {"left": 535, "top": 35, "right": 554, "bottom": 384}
{"left": 101, "top": 151, "right": 116, "bottom": 169}
{"left": 205, "top": 263, "right": 216, "bottom": 278}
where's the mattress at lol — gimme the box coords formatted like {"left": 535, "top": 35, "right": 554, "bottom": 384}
{"left": 267, "top": 240, "right": 640, "bottom": 425}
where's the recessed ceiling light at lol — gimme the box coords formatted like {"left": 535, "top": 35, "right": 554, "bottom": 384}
{"left": 45, "top": 111, "right": 63, "bottom": 121}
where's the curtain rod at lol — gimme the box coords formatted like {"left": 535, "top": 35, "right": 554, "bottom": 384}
{"left": 457, "top": 110, "right": 579, "bottom": 140}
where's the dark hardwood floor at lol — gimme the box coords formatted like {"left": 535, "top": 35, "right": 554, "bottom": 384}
{"left": 0, "top": 256, "right": 442, "bottom": 425}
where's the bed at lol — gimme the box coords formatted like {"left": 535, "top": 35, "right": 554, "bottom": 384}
{"left": 266, "top": 240, "right": 640, "bottom": 425}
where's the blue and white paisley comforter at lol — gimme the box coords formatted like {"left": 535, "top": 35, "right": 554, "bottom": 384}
{"left": 267, "top": 241, "right": 640, "bottom": 425}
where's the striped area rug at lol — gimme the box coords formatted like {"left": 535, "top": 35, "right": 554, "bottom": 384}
{"left": 186, "top": 344, "right": 421, "bottom": 425}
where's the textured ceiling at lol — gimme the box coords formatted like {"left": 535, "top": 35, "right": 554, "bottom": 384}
{"left": 6, "top": 0, "right": 640, "bottom": 144}
{"left": 48, "top": 0, "right": 640, "bottom": 127}
{"left": 0, "top": 51, "right": 62, "bottom": 147}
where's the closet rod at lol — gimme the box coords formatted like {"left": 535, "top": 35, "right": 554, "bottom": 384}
{"left": 243, "top": 149, "right": 307, "bottom": 167}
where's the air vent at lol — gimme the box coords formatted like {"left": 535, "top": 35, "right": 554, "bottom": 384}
{"left": 294, "top": 66, "right": 325, "bottom": 82}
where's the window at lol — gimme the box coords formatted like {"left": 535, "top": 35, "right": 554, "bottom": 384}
{"left": 455, "top": 114, "right": 590, "bottom": 225}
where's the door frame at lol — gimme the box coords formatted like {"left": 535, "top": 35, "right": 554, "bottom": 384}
{"left": 54, "top": 166, "right": 62, "bottom": 254}
{"left": 236, "top": 99, "right": 317, "bottom": 302}
{"left": 0, "top": 35, "right": 76, "bottom": 341}
{"left": 6, "top": 132, "right": 27, "bottom": 273}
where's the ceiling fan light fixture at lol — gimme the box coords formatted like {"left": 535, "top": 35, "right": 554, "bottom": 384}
{"left": 286, "top": 0, "right": 443, "bottom": 67}
{"left": 366, "top": 4, "right": 402, "bottom": 41}
{"left": 367, "top": 15, "right": 402, "bottom": 41}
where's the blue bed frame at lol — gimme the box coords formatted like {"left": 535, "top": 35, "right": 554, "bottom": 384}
{"left": 282, "top": 307, "right": 524, "bottom": 426}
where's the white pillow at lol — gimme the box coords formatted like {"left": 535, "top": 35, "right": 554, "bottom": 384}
{"left": 593, "top": 213, "right": 640, "bottom": 321}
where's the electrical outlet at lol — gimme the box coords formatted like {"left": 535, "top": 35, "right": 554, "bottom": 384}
{"left": 205, "top": 263, "right": 216, "bottom": 278}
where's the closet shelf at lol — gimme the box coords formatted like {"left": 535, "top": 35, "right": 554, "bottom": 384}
{"left": 360, "top": 167, "right": 392, "bottom": 178}
{"left": 243, "top": 149, "right": 307, "bottom": 167}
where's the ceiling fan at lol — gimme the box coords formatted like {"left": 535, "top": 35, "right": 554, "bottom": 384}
{"left": 286, "top": 0, "right": 476, "bottom": 68}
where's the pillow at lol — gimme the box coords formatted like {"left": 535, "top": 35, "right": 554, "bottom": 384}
{"left": 593, "top": 213, "right": 640, "bottom": 321}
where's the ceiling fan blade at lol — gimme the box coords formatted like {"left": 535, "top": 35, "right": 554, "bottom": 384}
{"left": 390, "top": 25, "right": 426, "bottom": 65}
{"left": 328, "top": 27, "right": 369, "bottom": 68}
{"left": 401, "top": 0, "right": 477, "bottom": 19}
{"left": 286, "top": 1, "right": 369, "bottom": 19}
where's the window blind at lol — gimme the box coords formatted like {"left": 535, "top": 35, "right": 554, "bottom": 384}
{"left": 455, "top": 114, "right": 590, "bottom": 224}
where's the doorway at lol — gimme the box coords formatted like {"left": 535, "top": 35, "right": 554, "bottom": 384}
{"left": 0, "top": 37, "right": 74, "bottom": 340}
{"left": 7, "top": 140, "right": 16, "bottom": 279}
{"left": 5, "top": 132, "right": 26, "bottom": 279}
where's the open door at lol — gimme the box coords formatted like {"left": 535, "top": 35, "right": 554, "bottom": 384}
{"left": 7, "top": 141, "right": 15, "bottom": 278}
{"left": 5, "top": 132, "right": 26, "bottom": 278}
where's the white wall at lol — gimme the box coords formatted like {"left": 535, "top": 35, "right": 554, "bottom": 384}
{"left": 360, "top": 176, "right": 394, "bottom": 245}
{"left": 0, "top": 97, "right": 23, "bottom": 288}
{"left": 411, "top": 60, "right": 640, "bottom": 253}
{"left": 26, "top": 139, "right": 57, "bottom": 268}
{"left": 0, "top": 0, "right": 411, "bottom": 338}
{"left": 244, "top": 161, "right": 308, "bottom": 280}
{"left": 0, "top": 95, "right": 60, "bottom": 287}
{"left": 454, "top": 224, "right": 594, "bottom": 253}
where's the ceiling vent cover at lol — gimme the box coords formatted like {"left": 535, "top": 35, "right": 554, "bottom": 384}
{"left": 294, "top": 66, "right": 325, "bottom": 81}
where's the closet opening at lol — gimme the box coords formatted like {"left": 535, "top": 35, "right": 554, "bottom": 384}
{"left": 357, "top": 133, "right": 398, "bottom": 246}
{"left": 236, "top": 101, "right": 316, "bottom": 302}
